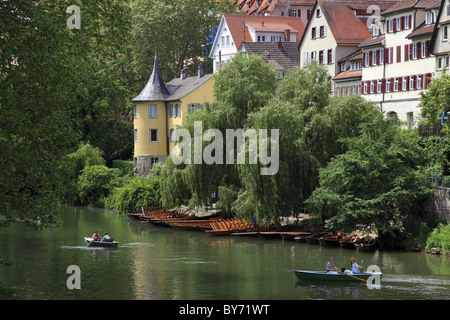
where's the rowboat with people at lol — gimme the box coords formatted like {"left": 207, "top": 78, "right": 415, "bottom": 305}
{"left": 294, "top": 270, "right": 382, "bottom": 282}
{"left": 84, "top": 237, "right": 119, "bottom": 248}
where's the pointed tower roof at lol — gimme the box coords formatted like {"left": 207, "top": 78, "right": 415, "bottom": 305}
{"left": 132, "top": 53, "right": 170, "bottom": 102}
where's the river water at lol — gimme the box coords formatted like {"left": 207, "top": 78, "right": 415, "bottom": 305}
{"left": 0, "top": 206, "right": 449, "bottom": 301}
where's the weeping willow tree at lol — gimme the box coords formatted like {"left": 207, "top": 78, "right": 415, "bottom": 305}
{"left": 160, "top": 53, "right": 277, "bottom": 211}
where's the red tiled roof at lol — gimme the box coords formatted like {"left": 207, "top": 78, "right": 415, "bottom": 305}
{"left": 382, "top": 0, "right": 441, "bottom": 15}
{"left": 333, "top": 69, "right": 362, "bottom": 80}
{"left": 223, "top": 14, "right": 305, "bottom": 49}
{"left": 406, "top": 21, "right": 436, "bottom": 38}
{"left": 237, "top": 0, "right": 315, "bottom": 15}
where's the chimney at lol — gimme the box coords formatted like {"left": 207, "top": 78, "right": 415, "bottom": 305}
{"left": 181, "top": 68, "right": 186, "bottom": 80}
{"left": 198, "top": 65, "right": 204, "bottom": 78}
{"left": 284, "top": 29, "right": 291, "bottom": 42}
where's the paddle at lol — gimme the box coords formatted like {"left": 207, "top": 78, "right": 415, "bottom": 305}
{"left": 86, "top": 239, "right": 95, "bottom": 247}
{"left": 343, "top": 272, "right": 367, "bottom": 283}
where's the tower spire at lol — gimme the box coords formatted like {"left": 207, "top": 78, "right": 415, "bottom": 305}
{"left": 132, "top": 52, "right": 170, "bottom": 102}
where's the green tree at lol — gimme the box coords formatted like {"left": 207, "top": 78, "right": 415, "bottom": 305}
{"left": 77, "top": 165, "right": 120, "bottom": 207}
{"left": 306, "top": 115, "right": 439, "bottom": 247}
{"left": 420, "top": 74, "right": 450, "bottom": 125}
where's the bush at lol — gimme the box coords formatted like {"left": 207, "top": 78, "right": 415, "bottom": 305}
{"left": 77, "top": 165, "right": 120, "bottom": 207}
{"left": 106, "top": 177, "right": 161, "bottom": 213}
{"left": 112, "top": 159, "right": 134, "bottom": 177}
{"left": 426, "top": 223, "right": 450, "bottom": 255}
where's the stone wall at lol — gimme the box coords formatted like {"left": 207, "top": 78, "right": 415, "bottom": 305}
{"left": 424, "top": 187, "right": 450, "bottom": 221}
{"left": 133, "top": 155, "right": 167, "bottom": 178}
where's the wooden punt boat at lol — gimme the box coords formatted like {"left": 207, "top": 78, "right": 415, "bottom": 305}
{"left": 295, "top": 270, "right": 382, "bottom": 282}
{"left": 305, "top": 231, "right": 331, "bottom": 244}
{"left": 340, "top": 235, "right": 359, "bottom": 249}
{"left": 354, "top": 236, "right": 377, "bottom": 251}
{"left": 280, "top": 232, "right": 310, "bottom": 241}
{"left": 84, "top": 237, "right": 119, "bottom": 248}
{"left": 318, "top": 233, "right": 346, "bottom": 247}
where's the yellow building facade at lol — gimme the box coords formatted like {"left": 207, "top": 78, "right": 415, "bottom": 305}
{"left": 132, "top": 55, "right": 214, "bottom": 177}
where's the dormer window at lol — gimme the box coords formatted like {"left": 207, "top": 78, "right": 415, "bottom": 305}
{"left": 316, "top": 9, "right": 321, "bottom": 18}
{"left": 426, "top": 11, "right": 433, "bottom": 25}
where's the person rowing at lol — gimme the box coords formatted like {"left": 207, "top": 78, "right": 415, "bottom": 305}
{"left": 326, "top": 257, "right": 339, "bottom": 274}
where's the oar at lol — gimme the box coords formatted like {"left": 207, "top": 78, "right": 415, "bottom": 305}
{"left": 343, "top": 272, "right": 367, "bottom": 283}
{"left": 86, "top": 239, "right": 95, "bottom": 247}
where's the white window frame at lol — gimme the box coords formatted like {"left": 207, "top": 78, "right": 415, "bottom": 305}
{"left": 388, "top": 19, "right": 393, "bottom": 33}
{"left": 421, "top": 41, "right": 426, "bottom": 58}
{"left": 370, "top": 80, "right": 374, "bottom": 93}
{"left": 396, "top": 17, "right": 401, "bottom": 31}
{"left": 404, "top": 15, "right": 410, "bottom": 29}
{"left": 402, "top": 76, "right": 407, "bottom": 90}
{"left": 379, "top": 48, "right": 384, "bottom": 64}
{"left": 169, "top": 103, "right": 181, "bottom": 118}
{"left": 412, "top": 43, "right": 417, "bottom": 59}
{"left": 394, "top": 77, "right": 399, "bottom": 92}
{"left": 417, "top": 74, "right": 422, "bottom": 89}
{"left": 443, "top": 26, "right": 448, "bottom": 41}
{"left": 372, "top": 50, "right": 377, "bottom": 65}
{"left": 386, "top": 78, "right": 391, "bottom": 92}
{"left": 410, "top": 76, "right": 414, "bottom": 90}
{"left": 169, "top": 128, "right": 175, "bottom": 142}
{"left": 134, "top": 129, "right": 138, "bottom": 143}
{"left": 377, "top": 79, "right": 382, "bottom": 93}
{"left": 148, "top": 104, "right": 157, "bottom": 118}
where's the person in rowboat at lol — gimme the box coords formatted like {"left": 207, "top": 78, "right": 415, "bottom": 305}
{"left": 101, "top": 232, "right": 112, "bottom": 242}
{"left": 92, "top": 230, "right": 101, "bottom": 241}
{"left": 351, "top": 257, "right": 363, "bottom": 274}
{"left": 340, "top": 268, "right": 353, "bottom": 275}
{"left": 326, "top": 258, "right": 339, "bottom": 274}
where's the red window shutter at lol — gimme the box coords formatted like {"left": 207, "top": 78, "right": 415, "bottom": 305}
{"left": 384, "top": 48, "right": 389, "bottom": 64}
{"left": 405, "top": 76, "right": 410, "bottom": 91}
{"left": 361, "top": 81, "right": 365, "bottom": 94}
{"left": 417, "top": 42, "right": 422, "bottom": 59}
{"left": 401, "top": 16, "right": 405, "bottom": 30}
{"left": 397, "top": 46, "right": 401, "bottom": 63}
{"left": 369, "top": 51, "right": 373, "bottom": 66}
{"left": 426, "top": 40, "right": 431, "bottom": 57}
{"left": 390, "top": 77, "right": 394, "bottom": 92}
{"left": 376, "top": 50, "right": 380, "bottom": 65}
{"left": 404, "top": 44, "right": 409, "bottom": 61}
{"left": 381, "top": 79, "right": 386, "bottom": 93}
{"left": 413, "top": 75, "right": 417, "bottom": 90}
{"left": 409, "top": 44, "right": 413, "bottom": 60}
{"left": 393, "top": 18, "right": 397, "bottom": 32}
{"left": 399, "top": 77, "right": 403, "bottom": 91}
{"left": 363, "top": 52, "right": 366, "bottom": 67}
{"left": 374, "top": 79, "right": 378, "bottom": 92}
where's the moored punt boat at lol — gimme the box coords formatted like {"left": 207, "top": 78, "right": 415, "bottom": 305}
{"left": 305, "top": 231, "right": 331, "bottom": 244}
{"left": 295, "top": 270, "right": 382, "bottom": 282}
{"left": 258, "top": 231, "right": 282, "bottom": 239}
{"left": 84, "top": 237, "right": 119, "bottom": 248}
{"left": 354, "top": 236, "right": 377, "bottom": 251}
{"left": 318, "top": 233, "right": 346, "bottom": 247}
{"left": 281, "top": 231, "right": 311, "bottom": 241}
{"left": 340, "top": 235, "right": 359, "bottom": 249}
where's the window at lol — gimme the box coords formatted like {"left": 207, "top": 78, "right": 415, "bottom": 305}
{"left": 443, "top": 26, "right": 448, "bottom": 41}
{"left": 311, "top": 27, "right": 316, "bottom": 39}
{"left": 404, "top": 15, "right": 409, "bottom": 29}
{"left": 365, "top": 51, "right": 370, "bottom": 67}
{"left": 292, "top": 9, "right": 299, "bottom": 17}
{"left": 169, "top": 103, "right": 180, "bottom": 118}
{"left": 403, "top": 77, "right": 407, "bottom": 90}
{"left": 221, "top": 36, "right": 225, "bottom": 47}
{"left": 394, "top": 77, "right": 399, "bottom": 91}
{"left": 412, "top": 43, "right": 417, "bottom": 59}
{"left": 410, "top": 76, "right": 414, "bottom": 90}
{"left": 257, "top": 35, "right": 266, "bottom": 42}
{"left": 226, "top": 35, "right": 230, "bottom": 47}
{"left": 351, "top": 61, "right": 362, "bottom": 71}
{"left": 151, "top": 158, "right": 158, "bottom": 166}
{"left": 372, "top": 50, "right": 377, "bottom": 66}
{"left": 148, "top": 104, "right": 157, "bottom": 118}
{"left": 388, "top": 19, "right": 393, "bottom": 33}
{"left": 187, "top": 103, "right": 204, "bottom": 113}
{"left": 426, "top": 11, "right": 433, "bottom": 25}
{"left": 370, "top": 80, "right": 374, "bottom": 93}
{"left": 327, "top": 49, "right": 333, "bottom": 64}
{"left": 133, "top": 105, "right": 137, "bottom": 119}
{"left": 379, "top": 48, "right": 384, "bottom": 64}
{"left": 320, "top": 26, "right": 326, "bottom": 38}
{"left": 316, "top": 9, "right": 321, "bottom": 17}
{"left": 396, "top": 17, "right": 401, "bottom": 31}
{"left": 377, "top": 79, "right": 382, "bottom": 93}
{"left": 169, "top": 128, "right": 175, "bottom": 142}
{"left": 149, "top": 129, "right": 158, "bottom": 142}
{"left": 134, "top": 129, "right": 138, "bottom": 143}
{"left": 319, "top": 50, "right": 324, "bottom": 64}
{"left": 363, "top": 81, "right": 368, "bottom": 94}
{"left": 386, "top": 78, "right": 390, "bottom": 92}
{"left": 417, "top": 74, "right": 422, "bottom": 89}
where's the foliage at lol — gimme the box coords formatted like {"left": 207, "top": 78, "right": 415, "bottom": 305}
{"left": 112, "top": 160, "right": 134, "bottom": 177}
{"left": 77, "top": 165, "right": 121, "bottom": 207}
{"left": 306, "top": 115, "right": 439, "bottom": 246}
{"left": 160, "top": 53, "right": 278, "bottom": 211}
{"left": 420, "top": 74, "right": 450, "bottom": 125}
{"left": 426, "top": 223, "right": 450, "bottom": 255}
{"left": 106, "top": 177, "right": 161, "bottom": 214}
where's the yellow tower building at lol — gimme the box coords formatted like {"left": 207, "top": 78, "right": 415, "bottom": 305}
{"left": 132, "top": 54, "right": 214, "bottom": 177}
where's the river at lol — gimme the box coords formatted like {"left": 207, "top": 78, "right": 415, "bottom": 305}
{"left": 0, "top": 206, "right": 449, "bottom": 301}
